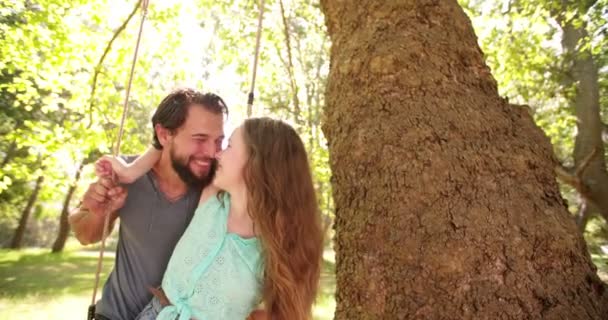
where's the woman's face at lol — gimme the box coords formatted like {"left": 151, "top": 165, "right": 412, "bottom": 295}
{"left": 213, "top": 126, "right": 248, "bottom": 192}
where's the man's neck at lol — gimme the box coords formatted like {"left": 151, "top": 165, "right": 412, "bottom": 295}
{"left": 151, "top": 154, "right": 188, "bottom": 200}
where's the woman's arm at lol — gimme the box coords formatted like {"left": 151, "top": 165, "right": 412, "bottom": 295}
{"left": 96, "top": 146, "right": 161, "bottom": 184}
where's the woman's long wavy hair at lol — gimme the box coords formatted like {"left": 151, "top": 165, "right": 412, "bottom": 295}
{"left": 242, "top": 117, "right": 324, "bottom": 320}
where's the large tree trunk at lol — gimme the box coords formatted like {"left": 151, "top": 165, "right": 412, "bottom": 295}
{"left": 552, "top": 1, "right": 608, "bottom": 225}
{"left": 10, "top": 174, "right": 44, "bottom": 249}
{"left": 320, "top": 1, "right": 608, "bottom": 318}
{"left": 51, "top": 161, "right": 85, "bottom": 253}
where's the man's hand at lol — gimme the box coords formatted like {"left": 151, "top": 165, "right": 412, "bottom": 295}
{"left": 69, "top": 174, "right": 127, "bottom": 245}
{"left": 82, "top": 176, "right": 127, "bottom": 217}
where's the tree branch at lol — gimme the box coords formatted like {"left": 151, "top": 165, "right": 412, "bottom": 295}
{"left": 575, "top": 147, "right": 598, "bottom": 176}
{"left": 583, "top": 0, "right": 599, "bottom": 12}
{"left": 87, "top": 0, "right": 143, "bottom": 128}
{"left": 575, "top": 200, "right": 592, "bottom": 233}
{"left": 278, "top": 0, "right": 301, "bottom": 125}
{"left": 555, "top": 147, "right": 599, "bottom": 206}
{"left": 555, "top": 165, "right": 582, "bottom": 190}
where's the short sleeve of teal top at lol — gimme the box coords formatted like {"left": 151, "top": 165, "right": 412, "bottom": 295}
{"left": 158, "top": 193, "right": 263, "bottom": 320}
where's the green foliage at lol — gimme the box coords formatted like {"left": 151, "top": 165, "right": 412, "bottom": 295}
{"left": 1, "top": 0, "right": 334, "bottom": 248}
{"left": 0, "top": 0, "right": 193, "bottom": 244}
{"left": 461, "top": 0, "right": 608, "bottom": 249}
{"left": 192, "top": 0, "right": 334, "bottom": 218}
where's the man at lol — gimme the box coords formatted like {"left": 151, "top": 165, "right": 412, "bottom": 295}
{"left": 69, "top": 88, "right": 227, "bottom": 320}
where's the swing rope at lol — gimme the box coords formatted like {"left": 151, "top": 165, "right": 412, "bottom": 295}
{"left": 88, "top": 1, "right": 149, "bottom": 319}
{"left": 247, "top": 0, "right": 266, "bottom": 116}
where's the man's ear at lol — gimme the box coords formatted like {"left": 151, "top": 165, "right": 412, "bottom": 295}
{"left": 155, "top": 124, "right": 173, "bottom": 147}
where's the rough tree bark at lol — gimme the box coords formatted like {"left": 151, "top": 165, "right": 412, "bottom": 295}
{"left": 320, "top": 0, "right": 608, "bottom": 318}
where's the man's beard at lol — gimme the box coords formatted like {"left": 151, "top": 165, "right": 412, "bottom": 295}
{"left": 170, "top": 148, "right": 217, "bottom": 189}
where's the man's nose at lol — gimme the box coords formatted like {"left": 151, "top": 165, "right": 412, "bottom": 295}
{"left": 201, "top": 141, "right": 218, "bottom": 159}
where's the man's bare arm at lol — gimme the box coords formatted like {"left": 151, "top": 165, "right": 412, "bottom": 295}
{"left": 69, "top": 177, "right": 127, "bottom": 245}
{"left": 68, "top": 206, "right": 119, "bottom": 245}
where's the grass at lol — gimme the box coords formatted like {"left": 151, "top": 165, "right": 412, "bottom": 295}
{"left": 0, "top": 247, "right": 336, "bottom": 320}
{"left": 0, "top": 247, "right": 115, "bottom": 320}
{"left": 315, "top": 251, "right": 337, "bottom": 319}
{"left": 1, "top": 246, "right": 605, "bottom": 320}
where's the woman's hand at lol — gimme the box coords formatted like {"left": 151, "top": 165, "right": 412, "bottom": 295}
{"left": 148, "top": 287, "right": 171, "bottom": 307}
{"left": 246, "top": 309, "right": 268, "bottom": 320}
{"left": 95, "top": 155, "right": 136, "bottom": 184}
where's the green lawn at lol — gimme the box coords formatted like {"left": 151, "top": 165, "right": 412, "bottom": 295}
{"left": 0, "top": 248, "right": 114, "bottom": 320}
{"left": 0, "top": 247, "right": 336, "bottom": 320}
{"left": 1, "top": 246, "right": 605, "bottom": 320}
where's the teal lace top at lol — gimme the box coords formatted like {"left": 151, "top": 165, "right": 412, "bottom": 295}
{"left": 158, "top": 192, "right": 263, "bottom": 320}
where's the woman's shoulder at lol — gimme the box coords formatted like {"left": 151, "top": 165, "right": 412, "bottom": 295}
{"left": 198, "top": 185, "right": 221, "bottom": 205}
{"left": 194, "top": 185, "right": 230, "bottom": 218}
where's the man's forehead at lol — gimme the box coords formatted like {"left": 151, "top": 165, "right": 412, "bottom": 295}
{"left": 186, "top": 104, "right": 224, "bottom": 118}
{"left": 184, "top": 106, "right": 223, "bottom": 123}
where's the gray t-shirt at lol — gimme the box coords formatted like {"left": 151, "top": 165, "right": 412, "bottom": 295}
{"left": 96, "top": 169, "right": 202, "bottom": 320}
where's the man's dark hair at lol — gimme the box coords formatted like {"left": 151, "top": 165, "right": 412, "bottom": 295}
{"left": 151, "top": 88, "right": 228, "bottom": 149}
